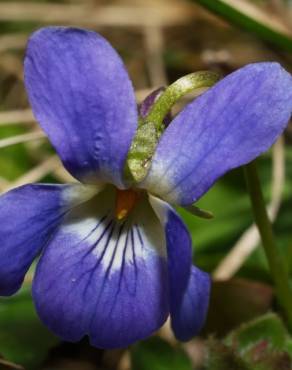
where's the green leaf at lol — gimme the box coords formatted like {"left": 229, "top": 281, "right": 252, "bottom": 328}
{"left": 225, "top": 313, "right": 291, "bottom": 353}
{"left": 194, "top": 0, "right": 292, "bottom": 51}
{"left": 224, "top": 313, "right": 292, "bottom": 369}
{"left": 131, "top": 337, "right": 192, "bottom": 370}
{"left": 0, "top": 288, "right": 59, "bottom": 369}
{"left": 204, "top": 314, "right": 292, "bottom": 370}
{"left": 205, "top": 338, "right": 252, "bottom": 370}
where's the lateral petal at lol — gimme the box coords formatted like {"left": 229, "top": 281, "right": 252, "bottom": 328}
{"left": 0, "top": 183, "right": 97, "bottom": 296}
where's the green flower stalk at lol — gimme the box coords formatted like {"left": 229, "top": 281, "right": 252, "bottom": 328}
{"left": 245, "top": 160, "right": 292, "bottom": 331}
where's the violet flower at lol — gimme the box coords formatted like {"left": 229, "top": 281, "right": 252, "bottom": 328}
{"left": 0, "top": 27, "right": 292, "bottom": 349}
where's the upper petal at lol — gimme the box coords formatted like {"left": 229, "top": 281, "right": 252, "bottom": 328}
{"left": 32, "top": 186, "right": 169, "bottom": 349}
{"left": 149, "top": 196, "right": 210, "bottom": 340}
{"left": 143, "top": 63, "right": 292, "bottom": 205}
{"left": 0, "top": 183, "right": 97, "bottom": 296}
{"left": 24, "top": 27, "right": 138, "bottom": 188}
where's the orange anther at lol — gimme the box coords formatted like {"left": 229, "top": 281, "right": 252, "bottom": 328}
{"left": 115, "top": 189, "right": 139, "bottom": 220}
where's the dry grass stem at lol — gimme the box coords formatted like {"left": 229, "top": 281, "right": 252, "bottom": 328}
{"left": 158, "top": 318, "right": 176, "bottom": 345}
{"left": 0, "top": 131, "right": 45, "bottom": 148}
{"left": 182, "top": 339, "right": 206, "bottom": 368}
{"left": 222, "top": 0, "right": 292, "bottom": 36}
{"left": 0, "top": 109, "right": 35, "bottom": 126}
{"left": 144, "top": 25, "right": 168, "bottom": 86}
{"left": 0, "top": 53, "right": 23, "bottom": 79}
{"left": 2, "top": 155, "right": 60, "bottom": 193}
{"left": 0, "top": 177, "right": 9, "bottom": 192}
{"left": 0, "top": 3, "right": 195, "bottom": 27}
{"left": 118, "top": 351, "right": 132, "bottom": 370}
{"left": 0, "top": 357, "right": 24, "bottom": 370}
{"left": 0, "top": 33, "right": 28, "bottom": 52}
{"left": 53, "top": 166, "right": 76, "bottom": 183}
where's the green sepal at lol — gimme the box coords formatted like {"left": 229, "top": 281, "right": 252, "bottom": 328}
{"left": 184, "top": 204, "right": 214, "bottom": 219}
{"left": 225, "top": 313, "right": 292, "bottom": 354}
{"left": 124, "top": 71, "right": 220, "bottom": 185}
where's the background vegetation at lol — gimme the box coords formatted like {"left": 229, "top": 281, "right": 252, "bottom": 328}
{"left": 0, "top": 0, "right": 292, "bottom": 369}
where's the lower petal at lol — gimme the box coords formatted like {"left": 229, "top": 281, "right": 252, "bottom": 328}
{"left": 0, "top": 183, "right": 96, "bottom": 296}
{"left": 32, "top": 187, "right": 169, "bottom": 348}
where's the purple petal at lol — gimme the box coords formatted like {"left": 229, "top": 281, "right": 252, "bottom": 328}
{"left": 149, "top": 196, "right": 210, "bottom": 340}
{"left": 0, "top": 183, "right": 95, "bottom": 296}
{"left": 170, "top": 266, "right": 211, "bottom": 341}
{"left": 139, "top": 87, "right": 172, "bottom": 127}
{"left": 139, "top": 88, "right": 165, "bottom": 118}
{"left": 32, "top": 187, "right": 169, "bottom": 349}
{"left": 24, "top": 27, "right": 138, "bottom": 187}
{"left": 143, "top": 63, "right": 292, "bottom": 205}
